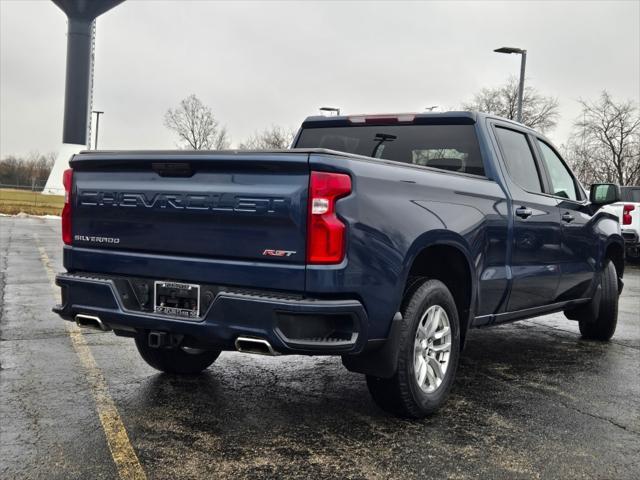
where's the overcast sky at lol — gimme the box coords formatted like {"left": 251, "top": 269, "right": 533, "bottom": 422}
{"left": 1, "top": 0, "right": 639, "bottom": 157}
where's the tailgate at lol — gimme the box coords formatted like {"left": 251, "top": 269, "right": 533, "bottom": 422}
{"left": 70, "top": 152, "right": 309, "bottom": 264}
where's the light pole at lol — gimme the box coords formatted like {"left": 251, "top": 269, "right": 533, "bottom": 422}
{"left": 494, "top": 46, "right": 527, "bottom": 123}
{"left": 92, "top": 110, "right": 103, "bottom": 149}
{"left": 320, "top": 106, "right": 341, "bottom": 116}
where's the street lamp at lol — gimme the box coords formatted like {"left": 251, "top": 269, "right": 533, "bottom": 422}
{"left": 92, "top": 110, "right": 104, "bottom": 149}
{"left": 494, "top": 46, "right": 527, "bottom": 123}
{"left": 320, "top": 106, "right": 341, "bottom": 116}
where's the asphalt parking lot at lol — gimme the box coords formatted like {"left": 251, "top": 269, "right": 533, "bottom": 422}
{"left": 1, "top": 215, "right": 639, "bottom": 480}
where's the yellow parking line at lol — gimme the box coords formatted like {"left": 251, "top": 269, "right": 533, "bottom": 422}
{"left": 38, "top": 246, "right": 147, "bottom": 480}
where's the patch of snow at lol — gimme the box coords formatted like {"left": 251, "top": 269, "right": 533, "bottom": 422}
{"left": 1, "top": 212, "right": 60, "bottom": 219}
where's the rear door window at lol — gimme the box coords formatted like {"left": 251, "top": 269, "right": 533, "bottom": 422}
{"left": 494, "top": 127, "right": 542, "bottom": 193}
{"left": 295, "top": 124, "right": 486, "bottom": 176}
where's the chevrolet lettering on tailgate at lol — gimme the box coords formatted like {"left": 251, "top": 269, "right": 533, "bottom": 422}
{"left": 78, "top": 191, "right": 288, "bottom": 215}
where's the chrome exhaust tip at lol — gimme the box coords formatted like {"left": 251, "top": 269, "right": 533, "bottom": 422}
{"left": 235, "top": 336, "right": 279, "bottom": 356}
{"left": 75, "top": 314, "right": 111, "bottom": 332}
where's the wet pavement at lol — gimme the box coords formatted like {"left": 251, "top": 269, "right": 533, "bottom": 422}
{"left": 1, "top": 215, "right": 639, "bottom": 480}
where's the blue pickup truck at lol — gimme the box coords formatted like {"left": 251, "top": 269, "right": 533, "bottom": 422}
{"left": 54, "top": 112, "right": 625, "bottom": 418}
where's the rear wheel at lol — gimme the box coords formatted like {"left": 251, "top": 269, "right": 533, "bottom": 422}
{"left": 579, "top": 260, "right": 619, "bottom": 341}
{"left": 135, "top": 338, "right": 221, "bottom": 374}
{"left": 366, "top": 279, "right": 460, "bottom": 418}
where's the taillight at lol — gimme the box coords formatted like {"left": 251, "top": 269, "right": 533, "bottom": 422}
{"left": 307, "top": 171, "right": 352, "bottom": 264}
{"left": 623, "top": 204, "right": 635, "bottom": 225}
{"left": 62, "top": 168, "right": 73, "bottom": 245}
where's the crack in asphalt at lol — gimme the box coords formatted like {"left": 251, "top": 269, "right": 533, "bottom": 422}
{"left": 557, "top": 400, "right": 639, "bottom": 435}
{"left": 474, "top": 368, "right": 639, "bottom": 436}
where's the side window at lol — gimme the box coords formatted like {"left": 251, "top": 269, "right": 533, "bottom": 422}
{"left": 495, "top": 127, "right": 542, "bottom": 193}
{"left": 537, "top": 140, "right": 578, "bottom": 201}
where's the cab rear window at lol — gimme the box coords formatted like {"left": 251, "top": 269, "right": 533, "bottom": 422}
{"left": 621, "top": 187, "right": 640, "bottom": 202}
{"left": 295, "top": 124, "right": 485, "bottom": 177}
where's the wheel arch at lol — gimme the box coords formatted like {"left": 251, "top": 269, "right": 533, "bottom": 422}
{"left": 403, "top": 235, "right": 477, "bottom": 347}
{"left": 604, "top": 238, "right": 625, "bottom": 292}
{"left": 342, "top": 233, "right": 478, "bottom": 379}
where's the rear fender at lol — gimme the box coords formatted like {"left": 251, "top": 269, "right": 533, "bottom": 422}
{"left": 343, "top": 234, "right": 477, "bottom": 379}
{"left": 402, "top": 231, "right": 478, "bottom": 335}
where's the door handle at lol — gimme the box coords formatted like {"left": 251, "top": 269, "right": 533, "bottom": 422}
{"left": 515, "top": 207, "right": 533, "bottom": 219}
{"left": 562, "top": 212, "right": 575, "bottom": 223}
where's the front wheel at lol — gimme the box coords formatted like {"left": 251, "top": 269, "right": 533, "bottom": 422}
{"left": 579, "top": 260, "right": 619, "bottom": 341}
{"left": 366, "top": 279, "right": 460, "bottom": 418}
{"left": 135, "top": 338, "right": 221, "bottom": 374}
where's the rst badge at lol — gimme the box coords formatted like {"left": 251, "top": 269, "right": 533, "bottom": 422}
{"left": 262, "top": 249, "right": 296, "bottom": 257}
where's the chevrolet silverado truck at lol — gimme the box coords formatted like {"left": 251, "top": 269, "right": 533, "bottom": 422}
{"left": 54, "top": 112, "right": 625, "bottom": 418}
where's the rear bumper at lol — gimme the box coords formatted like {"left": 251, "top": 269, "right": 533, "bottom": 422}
{"left": 622, "top": 229, "right": 639, "bottom": 245}
{"left": 53, "top": 272, "right": 369, "bottom": 355}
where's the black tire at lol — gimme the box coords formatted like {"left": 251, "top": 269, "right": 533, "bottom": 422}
{"left": 135, "top": 337, "right": 221, "bottom": 374}
{"left": 579, "top": 260, "right": 619, "bottom": 341}
{"left": 366, "top": 279, "right": 460, "bottom": 418}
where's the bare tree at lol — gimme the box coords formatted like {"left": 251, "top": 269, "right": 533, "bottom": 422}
{"left": 463, "top": 76, "right": 560, "bottom": 132}
{"left": 238, "top": 125, "right": 296, "bottom": 150}
{"left": 565, "top": 91, "right": 640, "bottom": 186}
{"left": 164, "top": 94, "right": 230, "bottom": 150}
{"left": 0, "top": 151, "right": 56, "bottom": 189}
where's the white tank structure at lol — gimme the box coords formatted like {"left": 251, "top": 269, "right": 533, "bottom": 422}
{"left": 43, "top": 0, "right": 123, "bottom": 195}
{"left": 42, "top": 144, "right": 85, "bottom": 195}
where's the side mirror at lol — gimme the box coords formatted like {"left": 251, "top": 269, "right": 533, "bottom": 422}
{"left": 589, "top": 183, "right": 620, "bottom": 206}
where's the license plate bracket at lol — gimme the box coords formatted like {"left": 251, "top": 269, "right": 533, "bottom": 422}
{"left": 154, "top": 281, "right": 200, "bottom": 319}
